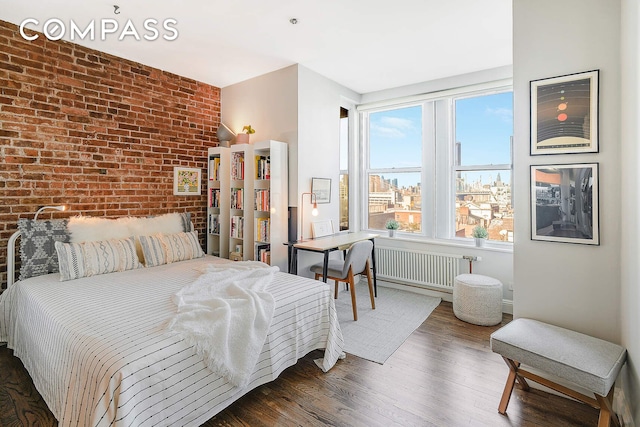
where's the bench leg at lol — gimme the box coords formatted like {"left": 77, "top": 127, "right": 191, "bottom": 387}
{"left": 498, "top": 357, "right": 530, "bottom": 414}
{"left": 498, "top": 358, "right": 531, "bottom": 414}
{"left": 596, "top": 386, "right": 619, "bottom": 427}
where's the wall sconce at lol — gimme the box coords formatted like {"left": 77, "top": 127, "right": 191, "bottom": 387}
{"left": 34, "top": 205, "right": 66, "bottom": 220}
{"left": 300, "top": 192, "right": 318, "bottom": 241}
{"left": 216, "top": 123, "right": 236, "bottom": 147}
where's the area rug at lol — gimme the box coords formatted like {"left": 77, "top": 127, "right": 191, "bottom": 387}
{"left": 334, "top": 284, "right": 441, "bottom": 364}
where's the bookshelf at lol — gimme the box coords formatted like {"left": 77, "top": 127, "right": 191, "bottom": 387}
{"left": 206, "top": 141, "right": 288, "bottom": 270}
{"left": 252, "top": 140, "right": 288, "bottom": 271}
{"left": 207, "top": 146, "right": 230, "bottom": 258}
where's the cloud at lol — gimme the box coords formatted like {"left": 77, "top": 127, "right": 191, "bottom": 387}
{"left": 485, "top": 107, "right": 513, "bottom": 123}
{"left": 371, "top": 116, "right": 416, "bottom": 138}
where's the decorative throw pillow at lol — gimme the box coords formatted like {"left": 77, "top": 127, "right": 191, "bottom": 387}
{"left": 18, "top": 218, "right": 70, "bottom": 280}
{"left": 161, "top": 231, "right": 204, "bottom": 263}
{"left": 139, "top": 231, "right": 204, "bottom": 267}
{"left": 139, "top": 234, "right": 168, "bottom": 267}
{"left": 55, "top": 237, "right": 142, "bottom": 281}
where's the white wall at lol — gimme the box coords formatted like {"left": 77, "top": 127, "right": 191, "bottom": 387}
{"left": 620, "top": 0, "right": 640, "bottom": 421}
{"left": 513, "top": 0, "right": 621, "bottom": 339}
{"left": 294, "top": 65, "right": 361, "bottom": 276}
{"left": 220, "top": 65, "right": 299, "bottom": 200}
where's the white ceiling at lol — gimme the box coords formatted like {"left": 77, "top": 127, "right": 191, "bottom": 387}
{"left": 2, "top": 0, "right": 512, "bottom": 94}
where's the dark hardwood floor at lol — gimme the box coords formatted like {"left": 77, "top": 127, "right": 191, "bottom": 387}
{"left": 0, "top": 301, "right": 598, "bottom": 427}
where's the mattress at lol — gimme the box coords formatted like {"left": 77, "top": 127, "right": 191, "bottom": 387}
{"left": 0, "top": 256, "right": 344, "bottom": 426}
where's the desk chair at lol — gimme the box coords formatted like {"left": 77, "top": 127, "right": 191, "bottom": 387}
{"left": 310, "top": 240, "right": 375, "bottom": 321}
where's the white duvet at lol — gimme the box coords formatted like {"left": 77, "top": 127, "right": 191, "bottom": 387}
{"left": 0, "top": 256, "right": 344, "bottom": 427}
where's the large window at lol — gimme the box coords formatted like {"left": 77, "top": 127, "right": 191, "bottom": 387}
{"left": 360, "top": 83, "right": 513, "bottom": 244}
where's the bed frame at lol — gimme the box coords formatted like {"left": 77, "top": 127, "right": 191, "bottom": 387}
{"left": 6, "top": 230, "right": 20, "bottom": 288}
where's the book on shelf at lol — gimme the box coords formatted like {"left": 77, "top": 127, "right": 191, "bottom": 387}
{"left": 209, "top": 157, "right": 221, "bottom": 181}
{"left": 208, "top": 214, "right": 220, "bottom": 234}
{"left": 231, "top": 188, "right": 243, "bottom": 210}
{"left": 254, "top": 242, "right": 271, "bottom": 264}
{"left": 254, "top": 155, "right": 271, "bottom": 180}
{"left": 254, "top": 217, "right": 270, "bottom": 243}
{"left": 254, "top": 189, "right": 270, "bottom": 212}
{"left": 231, "top": 152, "right": 245, "bottom": 180}
{"left": 209, "top": 188, "right": 221, "bottom": 208}
{"left": 230, "top": 215, "right": 244, "bottom": 239}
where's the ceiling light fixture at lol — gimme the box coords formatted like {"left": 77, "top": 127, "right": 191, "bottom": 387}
{"left": 289, "top": 18, "right": 298, "bottom": 25}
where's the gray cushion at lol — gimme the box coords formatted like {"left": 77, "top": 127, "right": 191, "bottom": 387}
{"left": 310, "top": 259, "right": 348, "bottom": 279}
{"left": 18, "top": 218, "right": 70, "bottom": 280}
{"left": 490, "top": 318, "right": 627, "bottom": 396}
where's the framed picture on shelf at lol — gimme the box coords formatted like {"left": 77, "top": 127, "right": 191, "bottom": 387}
{"left": 530, "top": 69, "right": 599, "bottom": 155}
{"left": 173, "top": 167, "right": 202, "bottom": 195}
{"left": 530, "top": 163, "right": 599, "bottom": 245}
{"left": 311, "top": 178, "right": 331, "bottom": 203}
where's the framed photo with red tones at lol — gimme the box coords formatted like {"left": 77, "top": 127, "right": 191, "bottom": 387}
{"left": 530, "top": 70, "right": 599, "bottom": 155}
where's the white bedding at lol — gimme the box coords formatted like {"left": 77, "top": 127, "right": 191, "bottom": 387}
{"left": 0, "top": 256, "right": 344, "bottom": 427}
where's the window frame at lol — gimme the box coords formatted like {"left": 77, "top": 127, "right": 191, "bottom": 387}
{"left": 358, "top": 80, "right": 513, "bottom": 245}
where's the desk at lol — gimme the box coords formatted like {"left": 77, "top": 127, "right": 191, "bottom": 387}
{"left": 287, "top": 231, "right": 379, "bottom": 296}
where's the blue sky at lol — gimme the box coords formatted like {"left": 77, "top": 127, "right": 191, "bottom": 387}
{"left": 368, "top": 91, "right": 513, "bottom": 188}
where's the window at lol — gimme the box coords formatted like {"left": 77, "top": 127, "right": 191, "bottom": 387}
{"left": 454, "top": 92, "right": 514, "bottom": 242}
{"left": 339, "top": 107, "right": 350, "bottom": 231}
{"left": 366, "top": 105, "right": 423, "bottom": 233}
{"left": 360, "top": 83, "right": 513, "bottom": 244}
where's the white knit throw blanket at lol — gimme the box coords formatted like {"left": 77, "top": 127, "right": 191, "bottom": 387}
{"left": 168, "top": 261, "right": 277, "bottom": 387}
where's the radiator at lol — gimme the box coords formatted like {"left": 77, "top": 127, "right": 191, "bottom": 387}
{"left": 375, "top": 246, "right": 463, "bottom": 291}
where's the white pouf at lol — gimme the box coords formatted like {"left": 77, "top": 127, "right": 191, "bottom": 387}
{"left": 453, "top": 274, "right": 503, "bottom": 326}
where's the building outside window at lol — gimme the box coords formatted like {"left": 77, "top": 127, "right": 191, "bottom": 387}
{"left": 360, "top": 83, "right": 513, "bottom": 244}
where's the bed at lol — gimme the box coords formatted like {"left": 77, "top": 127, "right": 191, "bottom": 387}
{"left": 0, "top": 214, "right": 345, "bottom": 426}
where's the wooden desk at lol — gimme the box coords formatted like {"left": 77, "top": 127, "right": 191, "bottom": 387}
{"left": 288, "top": 231, "right": 379, "bottom": 296}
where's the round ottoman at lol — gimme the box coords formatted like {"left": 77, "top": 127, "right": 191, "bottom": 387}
{"left": 453, "top": 274, "right": 503, "bottom": 326}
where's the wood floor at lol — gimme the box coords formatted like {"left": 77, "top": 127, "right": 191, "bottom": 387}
{"left": 0, "top": 301, "right": 599, "bottom": 427}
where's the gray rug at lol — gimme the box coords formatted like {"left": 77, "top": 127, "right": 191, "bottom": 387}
{"left": 334, "top": 283, "right": 441, "bottom": 364}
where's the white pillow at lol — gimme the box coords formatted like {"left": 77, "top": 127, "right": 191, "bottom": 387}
{"left": 55, "top": 237, "right": 142, "bottom": 281}
{"left": 139, "top": 231, "right": 204, "bottom": 267}
{"left": 68, "top": 213, "right": 191, "bottom": 263}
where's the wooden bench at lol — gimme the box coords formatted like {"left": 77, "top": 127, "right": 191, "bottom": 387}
{"left": 490, "top": 318, "right": 627, "bottom": 427}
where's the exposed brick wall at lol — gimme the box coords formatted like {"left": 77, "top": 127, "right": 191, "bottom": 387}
{"left": 0, "top": 20, "right": 221, "bottom": 287}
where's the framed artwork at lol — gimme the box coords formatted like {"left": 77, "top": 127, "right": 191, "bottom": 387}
{"left": 530, "top": 70, "right": 599, "bottom": 155}
{"left": 311, "top": 178, "right": 331, "bottom": 204}
{"left": 530, "top": 163, "right": 599, "bottom": 245}
{"left": 173, "top": 167, "right": 202, "bottom": 195}
{"left": 311, "top": 220, "right": 334, "bottom": 238}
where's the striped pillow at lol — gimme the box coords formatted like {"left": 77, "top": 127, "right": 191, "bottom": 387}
{"left": 55, "top": 237, "right": 142, "bottom": 281}
{"left": 139, "top": 234, "right": 167, "bottom": 267}
{"left": 161, "top": 231, "right": 204, "bottom": 263}
{"left": 139, "top": 231, "right": 204, "bottom": 267}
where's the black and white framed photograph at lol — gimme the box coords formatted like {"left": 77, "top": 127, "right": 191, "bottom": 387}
{"left": 531, "top": 163, "right": 599, "bottom": 245}
{"left": 311, "top": 178, "right": 331, "bottom": 204}
{"left": 530, "top": 70, "right": 599, "bottom": 155}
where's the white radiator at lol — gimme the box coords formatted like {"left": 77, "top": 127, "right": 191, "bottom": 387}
{"left": 375, "top": 247, "right": 464, "bottom": 291}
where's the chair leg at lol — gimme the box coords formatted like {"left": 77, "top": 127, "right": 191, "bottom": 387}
{"left": 348, "top": 270, "right": 358, "bottom": 321}
{"left": 335, "top": 280, "right": 339, "bottom": 299}
{"left": 365, "top": 260, "right": 375, "bottom": 310}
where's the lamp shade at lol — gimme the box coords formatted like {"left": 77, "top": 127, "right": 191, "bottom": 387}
{"left": 216, "top": 123, "right": 236, "bottom": 147}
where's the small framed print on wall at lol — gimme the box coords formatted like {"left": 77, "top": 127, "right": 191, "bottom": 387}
{"left": 173, "top": 167, "right": 202, "bottom": 196}
{"left": 530, "top": 163, "right": 599, "bottom": 245}
{"left": 311, "top": 178, "right": 331, "bottom": 204}
{"left": 530, "top": 70, "right": 599, "bottom": 155}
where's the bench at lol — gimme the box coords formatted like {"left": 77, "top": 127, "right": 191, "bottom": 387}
{"left": 490, "top": 318, "right": 627, "bottom": 427}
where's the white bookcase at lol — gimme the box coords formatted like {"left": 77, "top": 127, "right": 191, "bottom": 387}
{"left": 207, "top": 141, "right": 288, "bottom": 271}
{"left": 207, "top": 146, "right": 230, "bottom": 258}
{"left": 251, "top": 140, "right": 288, "bottom": 271}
